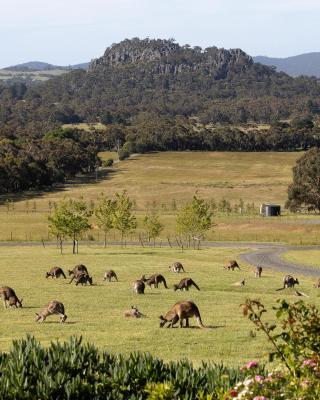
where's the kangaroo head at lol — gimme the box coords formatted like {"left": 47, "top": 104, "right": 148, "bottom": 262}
{"left": 68, "top": 270, "right": 73, "bottom": 275}
{"left": 173, "top": 284, "right": 178, "bottom": 291}
{"left": 88, "top": 276, "right": 93, "bottom": 285}
{"left": 35, "top": 313, "right": 41, "bottom": 322}
{"left": 45, "top": 272, "right": 50, "bottom": 278}
{"left": 295, "top": 278, "right": 299, "bottom": 285}
{"left": 159, "top": 315, "right": 167, "bottom": 328}
{"left": 140, "top": 274, "right": 146, "bottom": 281}
{"left": 17, "top": 298, "right": 23, "bottom": 307}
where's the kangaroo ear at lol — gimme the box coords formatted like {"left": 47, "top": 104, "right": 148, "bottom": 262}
{"left": 159, "top": 315, "right": 164, "bottom": 320}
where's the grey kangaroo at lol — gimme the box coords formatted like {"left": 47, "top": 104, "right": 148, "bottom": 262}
{"left": 173, "top": 278, "right": 200, "bottom": 291}
{"left": 35, "top": 300, "right": 67, "bottom": 323}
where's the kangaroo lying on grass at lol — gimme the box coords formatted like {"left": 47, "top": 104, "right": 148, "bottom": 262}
{"left": 124, "top": 306, "right": 146, "bottom": 318}
{"left": 159, "top": 300, "right": 205, "bottom": 328}
{"left": 169, "top": 262, "right": 185, "bottom": 273}
{"left": 132, "top": 280, "right": 145, "bottom": 294}
{"left": 224, "top": 260, "right": 240, "bottom": 271}
{"left": 173, "top": 278, "right": 200, "bottom": 291}
{"left": 0, "top": 286, "right": 23, "bottom": 308}
{"left": 141, "top": 274, "right": 168, "bottom": 288}
{"left": 74, "top": 272, "right": 93, "bottom": 286}
{"left": 46, "top": 267, "right": 66, "bottom": 279}
{"left": 254, "top": 266, "right": 262, "bottom": 278}
{"left": 276, "top": 275, "right": 299, "bottom": 290}
{"left": 103, "top": 270, "right": 118, "bottom": 282}
{"left": 68, "top": 264, "right": 88, "bottom": 284}
{"left": 35, "top": 300, "right": 67, "bottom": 323}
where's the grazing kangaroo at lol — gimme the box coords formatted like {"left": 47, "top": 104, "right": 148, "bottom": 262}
{"left": 46, "top": 266, "right": 66, "bottom": 279}
{"left": 232, "top": 278, "right": 245, "bottom": 287}
{"left": 104, "top": 270, "right": 118, "bottom": 282}
{"left": 141, "top": 274, "right": 168, "bottom": 289}
{"left": 74, "top": 272, "right": 93, "bottom": 286}
{"left": 124, "top": 306, "right": 146, "bottom": 318}
{"left": 224, "top": 260, "right": 240, "bottom": 271}
{"left": 314, "top": 278, "right": 320, "bottom": 288}
{"left": 173, "top": 278, "right": 200, "bottom": 291}
{"left": 0, "top": 286, "right": 23, "bottom": 308}
{"left": 254, "top": 266, "right": 262, "bottom": 278}
{"left": 159, "top": 300, "right": 205, "bottom": 328}
{"left": 276, "top": 275, "right": 299, "bottom": 291}
{"left": 35, "top": 300, "right": 67, "bottom": 323}
{"left": 169, "top": 262, "right": 185, "bottom": 273}
{"left": 132, "top": 280, "right": 145, "bottom": 294}
{"left": 68, "top": 264, "right": 89, "bottom": 284}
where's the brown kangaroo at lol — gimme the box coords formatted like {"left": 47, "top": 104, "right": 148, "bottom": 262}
{"left": 159, "top": 300, "right": 205, "bottom": 328}
{"left": 141, "top": 274, "right": 168, "bottom": 289}
{"left": 104, "top": 270, "right": 118, "bottom": 282}
{"left": 254, "top": 266, "right": 262, "bottom": 278}
{"left": 74, "top": 272, "right": 93, "bottom": 286}
{"left": 46, "top": 267, "right": 66, "bottom": 279}
{"left": 276, "top": 275, "right": 299, "bottom": 290}
{"left": 224, "top": 260, "right": 240, "bottom": 271}
{"left": 132, "top": 280, "right": 145, "bottom": 294}
{"left": 0, "top": 286, "right": 23, "bottom": 308}
{"left": 35, "top": 300, "right": 67, "bottom": 323}
{"left": 314, "top": 278, "right": 320, "bottom": 288}
{"left": 124, "top": 306, "right": 146, "bottom": 318}
{"left": 173, "top": 278, "right": 200, "bottom": 291}
{"left": 68, "top": 264, "right": 89, "bottom": 284}
{"left": 169, "top": 262, "right": 185, "bottom": 273}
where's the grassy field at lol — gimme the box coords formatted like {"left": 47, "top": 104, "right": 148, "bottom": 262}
{"left": 0, "top": 151, "right": 319, "bottom": 244}
{"left": 282, "top": 250, "right": 320, "bottom": 269}
{"left": 1, "top": 244, "right": 319, "bottom": 366}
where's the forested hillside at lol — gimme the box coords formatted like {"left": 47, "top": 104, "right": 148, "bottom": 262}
{"left": 1, "top": 38, "right": 320, "bottom": 193}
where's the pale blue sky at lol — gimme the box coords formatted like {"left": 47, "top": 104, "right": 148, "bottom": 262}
{"left": 1, "top": 0, "right": 320, "bottom": 67}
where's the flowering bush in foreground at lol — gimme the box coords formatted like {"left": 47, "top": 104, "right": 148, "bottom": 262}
{"left": 223, "top": 299, "right": 320, "bottom": 400}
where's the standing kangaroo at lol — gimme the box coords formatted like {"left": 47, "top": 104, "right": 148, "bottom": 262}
{"left": 46, "top": 267, "right": 66, "bottom": 279}
{"left": 276, "top": 275, "right": 299, "bottom": 290}
{"left": 254, "top": 266, "right": 262, "bottom": 278}
{"left": 141, "top": 274, "right": 168, "bottom": 288}
{"left": 169, "top": 262, "right": 185, "bottom": 273}
{"left": 124, "top": 306, "right": 146, "bottom": 318}
{"left": 104, "top": 270, "right": 118, "bottom": 282}
{"left": 173, "top": 278, "right": 200, "bottom": 291}
{"left": 224, "top": 260, "right": 240, "bottom": 271}
{"left": 0, "top": 286, "right": 23, "bottom": 308}
{"left": 132, "top": 280, "right": 145, "bottom": 294}
{"left": 35, "top": 300, "right": 67, "bottom": 323}
{"left": 68, "top": 265, "right": 89, "bottom": 284}
{"left": 159, "top": 300, "right": 205, "bottom": 328}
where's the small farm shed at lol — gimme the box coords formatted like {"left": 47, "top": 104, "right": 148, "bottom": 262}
{"left": 260, "top": 204, "right": 281, "bottom": 217}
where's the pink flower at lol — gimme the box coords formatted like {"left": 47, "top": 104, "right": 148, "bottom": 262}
{"left": 246, "top": 360, "right": 259, "bottom": 369}
{"left": 301, "top": 379, "right": 310, "bottom": 388}
{"left": 302, "top": 359, "right": 317, "bottom": 368}
{"left": 255, "top": 375, "right": 264, "bottom": 382}
{"left": 253, "top": 397, "right": 268, "bottom": 400}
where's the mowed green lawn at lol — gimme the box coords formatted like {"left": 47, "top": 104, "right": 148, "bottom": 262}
{"left": 1, "top": 245, "right": 319, "bottom": 366}
{"left": 283, "top": 250, "right": 320, "bottom": 270}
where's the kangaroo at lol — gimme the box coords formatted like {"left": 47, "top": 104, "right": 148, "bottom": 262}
{"left": 276, "top": 275, "right": 299, "bottom": 291}
{"left": 232, "top": 278, "right": 245, "bottom": 287}
{"left": 103, "top": 270, "right": 118, "bottom": 282}
{"left": 254, "top": 266, "right": 262, "bottom": 278}
{"left": 132, "top": 280, "right": 145, "bottom": 294}
{"left": 169, "top": 262, "right": 185, "bottom": 273}
{"left": 124, "top": 306, "right": 146, "bottom": 318}
{"left": 46, "top": 266, "right": 66, "bottom": 279}
{"left": 173, "top": 278, "right": 200, "bottom": 291}
{"left": 35, "top": 300, "right": 67, "bottom": 323}
{"left": 159, "top": 300, "right": 205, "bottom": 328}
{"left": 314, "top": 278, "right": 320, "bottom": 288}
{"left": 68, "top": 264, "right": 89, "bottom": 284}
{"left": 224, "top": 260, "right": 240, "bottom": 271}
{"left": 74, "top": 272, "right": 93, "bottom": 286}
{"left": 141, "top": 274, "right": 168, "bottom": 289}
{"left": 0, "top": 286, "right": 23, "bottom": 308}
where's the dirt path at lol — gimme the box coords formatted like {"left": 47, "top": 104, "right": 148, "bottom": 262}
{"left": 0, "top": 240, "right": 319, "bottom": 277}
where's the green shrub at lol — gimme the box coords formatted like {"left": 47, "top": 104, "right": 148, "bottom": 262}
{"left": 0, "top": 336, "right": 256, "bottom": 400}
{"left": 103, "top": 158, "right": 114, "bottom": 167}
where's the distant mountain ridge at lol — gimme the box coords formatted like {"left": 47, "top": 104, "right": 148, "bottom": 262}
{"left": 3, "top": 61, "right": 89, "bottom": 71}
{"left": 253, "top": 53, "right": 320, "bottom": 78}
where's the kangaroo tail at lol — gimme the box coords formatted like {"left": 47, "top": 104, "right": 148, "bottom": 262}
{"left": 196, "top": 314, "right": 205, "bottom": 328}
{"left": 192, "top": 281, "right": 200, "bottom": 291}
